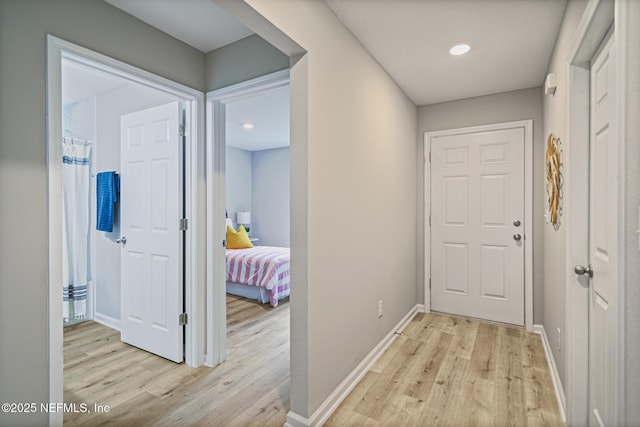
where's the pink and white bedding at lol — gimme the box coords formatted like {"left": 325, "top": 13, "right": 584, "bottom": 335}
{"left": 226, "top": 246, "right": 290, "bottom": 307}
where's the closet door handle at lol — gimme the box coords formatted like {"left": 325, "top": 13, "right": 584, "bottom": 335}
{"left": 574, "top": 264, "right": 593, "bottom": 278}
{"left": 116, "top": 236, "right": 127, "bottom": 244}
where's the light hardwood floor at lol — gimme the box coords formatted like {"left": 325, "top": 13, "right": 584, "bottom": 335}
{"left": 326, "top": 311, "right": 563, "bottom": 427}
{"left": 65, "top": 305, "right": 561, "bottom": 426}
{"left": 63, "top": 295, "right": 290, "bottom": 426}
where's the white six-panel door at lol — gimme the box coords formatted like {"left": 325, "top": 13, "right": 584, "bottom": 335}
{"left": 120, "top": 101, "right": 184, "bottom": 363}
{"left": 431, "top": 128, "right": 525, "bottom": 325}
{"left": 589, "top": 33, "right": 618, "bottom": 427}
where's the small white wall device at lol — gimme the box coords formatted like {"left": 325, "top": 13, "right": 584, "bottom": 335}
{"left": 545, "top": 73, "right": 557, "bottom": 96}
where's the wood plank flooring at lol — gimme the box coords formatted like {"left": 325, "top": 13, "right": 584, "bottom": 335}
{"left": 326, "top": 311, "right": 563, "bottom": 427}
{"left": 63, "top": 295, "right": 290, "bottom": 426}
{"left": 65, "top": 305, "right": 561, "bottom": 426}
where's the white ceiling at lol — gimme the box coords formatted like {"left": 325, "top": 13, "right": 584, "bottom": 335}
{"left": 101, "top": 0, "right": 568, "bottom": 110}
{"left": 324, "top": 0, "right": 567, "bottom": 105}
{"left": 226, "top": 85, "right": 290, "bottom": 151}
{"left": 105, "top": 0, "right": 253, "bottom": 53}
{"left": 102, "top": 0, "right": 567, "bottom": 106}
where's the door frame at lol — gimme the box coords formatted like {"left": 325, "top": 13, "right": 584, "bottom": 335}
{"left": 424, "top": 120, "right": 533, "bottom": 332}
{"left": 205, "top": 69, "right": 290, "bottom": 367}
{"left": 565, "top": 0, "right": 626, "bottom": 424}
{"left": 46, "top": 35, "right": 205, "bottom": 425}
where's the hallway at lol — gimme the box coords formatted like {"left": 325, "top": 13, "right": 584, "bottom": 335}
{"left": 326, "top": 311, "right": 562, "bottom": 426}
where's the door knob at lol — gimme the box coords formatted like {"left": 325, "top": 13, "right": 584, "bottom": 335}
{"left": 116, "top": 236, "right": 127, "bottom": 244}
{"left": 574, "top": 264, "right": 593, "bottom": 278}
{"left": 513, "top": 234, "right": 522, "bottom": 241}
{"left": 513, "top": 219, "right": 521, "bottom": 227}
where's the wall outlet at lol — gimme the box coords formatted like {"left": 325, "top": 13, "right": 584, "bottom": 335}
{"left": 378, "top": 300, "right": 383, "bottom": 318}
{"left": 556, "top": 328, "right": 561, "bottom": 352}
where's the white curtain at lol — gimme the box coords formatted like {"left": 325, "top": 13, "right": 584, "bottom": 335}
{"left": 62, "top": 142, "right": 92, "bottom": 322}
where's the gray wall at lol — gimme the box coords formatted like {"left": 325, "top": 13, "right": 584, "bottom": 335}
{"left": 225, "top": 146, "right": 253, "bottom": 226}
{"left": 622, "top": 0, "right": 640, "bottom": 422}
{"left": 0, "top": 0, "right": 204, "bottom": 425}
{"left": 252, "top": 147, "right": 290, "bottom": 247}
{"left": 241, "top": 0, "right": 419, "bottom": 416}
{"left": 226, "top": 146, "right": 290, "bottom": 247}
{"left": 541, "top": 0, "right": 587, "bottom": 390}
{"left": 418, "top": 87, "right": 545, "bottom": 324}
{"left": 205, "top": 34, "right": 290, "bottom": 91}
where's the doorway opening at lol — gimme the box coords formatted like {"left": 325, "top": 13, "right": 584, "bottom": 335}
{"left": 223, "top": 79, "right": 291, "bottom": 343}
{"left": 205, "top": 69, "right": 291, "bottom": 421}
{"left": 206, "top": 69, "right": 290, "bottom": 367}
{"left": 47, "top": 36, "right": 205, "bottom": 424}
{"left": 60, "top": 58, "right": 183, "bottom": 333}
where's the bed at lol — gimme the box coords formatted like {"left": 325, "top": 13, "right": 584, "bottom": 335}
{"left": 226, "top": 246, "right": 290, "bottom": 307}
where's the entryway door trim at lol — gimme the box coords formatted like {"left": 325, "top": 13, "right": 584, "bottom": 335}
{"left": 424, "top": 120, "right": 533, "bottom": 332}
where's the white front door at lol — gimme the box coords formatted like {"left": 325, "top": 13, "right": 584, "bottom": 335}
{"left": 430, "top": 128, "right": 525, "bottom": 325}
{"left": 588, "top": 33, "right": 618, "bottom": 427}
{"left": 120, "top": 101, "right": 184, "bottom": 363}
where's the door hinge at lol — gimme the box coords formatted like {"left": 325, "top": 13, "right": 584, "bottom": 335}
{"left": 179, "top": 312, "right": 188, "bottom": 326}
{"left": 429, "top": 151, "right": 431, "bottom": 163}
{"left": 429, "top": 278, "right": 431, "bottom": 290}
{"left": 179, "top": 218, "right": 188, "bottom": 231}
{"left": 179, "top": 123, "right": 186, "bottom": 137}
{"left": 222, "top": 239, "right": 226, "bottom": 248}
{"left": 429, "top": 215, "right": 431, "bottom": 226}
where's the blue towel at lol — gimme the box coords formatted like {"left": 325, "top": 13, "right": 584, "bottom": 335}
{"left": 96, "top": 171, "right": 120, "bottom": 232}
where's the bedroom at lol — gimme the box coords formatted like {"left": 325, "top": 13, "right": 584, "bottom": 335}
{"left": 223, "top": 80, "right": 292, "bottom": 330}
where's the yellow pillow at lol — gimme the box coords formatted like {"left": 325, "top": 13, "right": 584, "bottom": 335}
{"left": 226, "top": 225, "right": 254, "bottom": 249}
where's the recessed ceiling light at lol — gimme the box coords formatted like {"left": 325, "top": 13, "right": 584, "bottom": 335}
{"left": 449, "top": 44, "right": 471, "bottom": 56}
{"left": 242, "top": 122, "right": 254, "bottom": 130}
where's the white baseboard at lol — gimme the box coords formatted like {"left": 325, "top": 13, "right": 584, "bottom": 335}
{"left": 285, "top": 304, "right": 421, "bottom": 427}
{"left": 284, "top": 411, "right": 309, "bottom": 427}
{"left": 94, "top": 312, "right": 121, "bottom": 331}
{"left": 416, "top": 303, "right": 425, "bottom": 313}
{"left": 533, "top": 324, "right": 566, "bottom": 424}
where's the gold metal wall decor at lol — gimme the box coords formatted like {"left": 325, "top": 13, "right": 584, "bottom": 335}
{"left": 546, "top": 133, "right": 562, "bottom": 228}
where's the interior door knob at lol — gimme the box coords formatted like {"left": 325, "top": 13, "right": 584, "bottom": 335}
{"left": 513, "top": 233, "right": 522, "bottom": 241}
{"left": 116, "top": 236, "right": 127, "bottom": 244}
{"left": 574, "top": 264, "right": 593, "bottom": 278}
